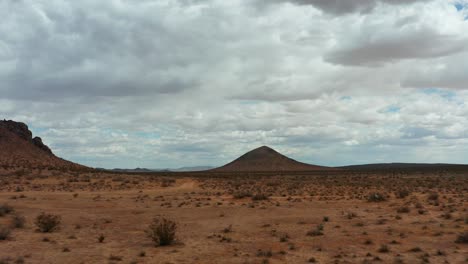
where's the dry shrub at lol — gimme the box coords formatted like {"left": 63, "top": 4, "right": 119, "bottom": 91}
{"left": 252, "top": 193, "right": 268, "bottom": 201}
{"left": 455, "top": 232, "right": 468, "bottom": 244}
{"left": 147, "top": 217, "right": 177, "bottom": 246}
{"left": 0, "top": 204, "right": 14, "bottom": 217}
{"left": 0, "top": 226, "right": 11, "bottom": 240}
{"left": 367, "top": 192, "right": 387, "bottom": 202}
{"left": 35, "top": 213, "right": 61, "bottom": 233}
{"left": 11, "top": 214, "right": 25, "bottom": 228}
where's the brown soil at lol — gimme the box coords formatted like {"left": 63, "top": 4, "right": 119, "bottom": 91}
{"left": 0, "top": 170, "right": 466, "bottom": 264}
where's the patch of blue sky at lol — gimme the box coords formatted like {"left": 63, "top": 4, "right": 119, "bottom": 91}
{"left": 379, "top": 105, "right": 401, "bottom": 114}
{"left": 340, "top": 96, "right": 352, "bottom": 101}
{"left": 422, "top": 88, "right": 456, "bottom": 101}
{"left": 29, "top": 126, "right": 48, "bottom": 134}
{"left": 455, "top": 3, "right": 464, "bottom": 11}
{"left": 135, "top": 131, "right": 161, "bottom": 139}
{"left": 385, "top": 105, "right": 401, "bottom": 113}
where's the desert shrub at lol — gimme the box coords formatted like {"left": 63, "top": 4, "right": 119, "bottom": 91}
{"left": 233, "top": 191, "right": 252, "bottom": 199}
{"left": 427, "top": 192, "right": 439, "bottom": 201}
{"left": 306, "top": 224, "right": 324, "bottom": 236}
{"left": 455, "top": 232, "right": 468, "bottom": 244}
{"left": 109, "top": 255, "right": 123, "bottom": 261}
{"left": 98, "top": 234, "right": 105, "bottom": 243}
{"left": 256, "top": 249, "right": 273, "bottom": 257}
{"left": 0, "top": 226, "right": 11, "bottom": 240}
{"left": 161, "top": 178, "right": 175, "bottom": 187}
{"left": 395, "top": 189, "right": 410, "bottom": 199}
{"left": 378, "top": 244, "right": 390, "bottom": 253}
{"left": 409, "top": 247, "right": 422, "bottom": 252}
{"left": 222, "top": 225, "right": 232, "bottom": 233}
{"left": 252, "top": 193, "right": 268, "bottom": 201}
{"left": 0, "top": 204, "right": 14, "bottom": 217}
{"left": 147, "top": 217, "right": 177, "bottom": 246}
{"left": 367, "top": 192, "right": 387, "bottom": 202}
{"left": 11, "top": 214, "right": 25, "bottom": 228}
{"left": 397, "top": 206, "right": 410, "bottom": 213}
{"left": 35, "top": 213, "right": 61, "bottom": 233}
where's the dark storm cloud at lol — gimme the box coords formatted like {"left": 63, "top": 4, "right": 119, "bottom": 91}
{"left": 0, "top": 0, "right": 202, "bottom": 101}
{"left": 2, "top": 0, "right": 468, "bottom": 168}
{"left": 325, "top": 28, "right": 468, "bottom": 66}
{"left": 257, "top": 0, "right": 430, "bottom": 15}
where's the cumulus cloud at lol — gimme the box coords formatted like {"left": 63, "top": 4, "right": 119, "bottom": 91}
{"left": 324, "top": 1, "right": 468, "bottom": 66}
{"left": 1, "top": 0, "right": 468, "bottom": 168}
{"left": 256, "top": 0, "right": 430, "bottom": 15}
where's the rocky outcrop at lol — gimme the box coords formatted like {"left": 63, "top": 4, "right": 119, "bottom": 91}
{"left": 1, "top": 120, "right": 32, "bottom": 141}
{"left": 0, "top": 119, "right": 87, "bottom": 170}
{"left": 32, "top": 137, "right": 53, "bottom": 155}
{"left": 1, "top": 120, "right": 53, "bottom": 155}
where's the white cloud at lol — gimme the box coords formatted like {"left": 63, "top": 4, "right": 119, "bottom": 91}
{"left": 1, "top": 0, "right": 468, "bottom": 168}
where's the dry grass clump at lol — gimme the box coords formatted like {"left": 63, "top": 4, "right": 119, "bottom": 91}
{"left": 233, "top": 190, "right": 252, "bottom": 199}
{"left": 455, "top": 232, "right": 468, "bottom": 244}
{"left": 306, "top": 224, "right": 324, "bottom": 237}
{"left": 147, "top": 217, "right": 177, "bottom": 246}
{"left": 11, "top": 214, "right": 25, "bottom": 228}
{"left": 0, "top": 226, "right": 11, "bottom": 240}
{"left": 367, "top": 192, "right": 387, "bottom": 202}
{"left": 35, "top": 213, "right": 61, "bottom": 233}
{"left": 252, "top": 193, "right": 268, "bottom": 201}
{"left": 0, "top": 204, "right": 14, "bottom": 217}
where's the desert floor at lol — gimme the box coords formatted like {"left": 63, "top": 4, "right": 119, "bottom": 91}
{"left": 0, "top": 170, "right": 467, "bottom": 264}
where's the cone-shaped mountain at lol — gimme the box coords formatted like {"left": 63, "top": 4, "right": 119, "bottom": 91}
{"left": 213, "top": 146, "right": 332, "bottom": 172}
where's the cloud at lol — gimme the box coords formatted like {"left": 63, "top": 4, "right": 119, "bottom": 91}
{"left": 2, "top": 0, "right": 468, "bottom": 168}
{"left": 256, "top": 0, "right": 430, "bottom": 15}
{"left": 324, "top": 1, "right": 468, "bottom": 66}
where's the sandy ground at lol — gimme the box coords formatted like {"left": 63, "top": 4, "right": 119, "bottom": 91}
{"left": 0, "top": 171, "right": 467, "bottom": 264}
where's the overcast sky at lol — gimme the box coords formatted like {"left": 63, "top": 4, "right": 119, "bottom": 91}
{"left": 1, "top": 0, "right": 468, "bottom": 168}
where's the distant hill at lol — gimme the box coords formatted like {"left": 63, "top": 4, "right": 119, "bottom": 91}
{"left": 212, "top": 146, "right": 333, "bottom": 172}
{"left": 338, "top": 163, "right": 468, "bottom": 170}
{"left": 107, "top": 166, "right": 214, "bottom": 173}
{"left": 171, "top": 166, "right": 214, "bottom": 172}
{"left": 110, "top": 168, "right": 160, "bottom": 173}
{"left": 0, "top": 120, "right": 86, "bottom": 170}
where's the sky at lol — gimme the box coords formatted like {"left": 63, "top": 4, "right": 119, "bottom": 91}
{"left": 1, "top": 0, "right": 468, "bottom": 169}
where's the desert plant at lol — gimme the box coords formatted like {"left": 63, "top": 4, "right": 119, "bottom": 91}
{"left": 378, "top": 244, "right": 390, "bottom": 253}
{"left": 0, "top": 204, "right": 14, "bottom": 217}
{"left": 427, "top": 192, "right": 439, "bottom": 201}
{"left": 11, "top": 214, "right": 25, "bottom": 228}
{"left": 455, "top": 232, "right": 468, "bottom": 244}
{"left": 233, "top": 191, "right": 252, "bottom": 199}
{"left": 252, "top": 193, "right": 268, "bottom": 201}
{"left": 146, "top": 217, "right": 177, "bottom": 246}
{"left": 397, "top": 206, "right": 410, "bottom": 213}
{"left": 35, "top": 213, "right": 61, "bottom": 233}
{"left": 367, "top": 192, "right": 387, "bottom": 202}
{"left": 306, "top": 224, "right": 324, "bottom": 236}
{"left": 395, "top": 189, "right": 410, "bottom": 199}
{"left": 0, "top": 226, "right": 11, "bottom": 240}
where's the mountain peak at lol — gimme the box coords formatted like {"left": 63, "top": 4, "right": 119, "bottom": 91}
{"left": 213, "top": 146, "right": 332, "bottom": 172}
